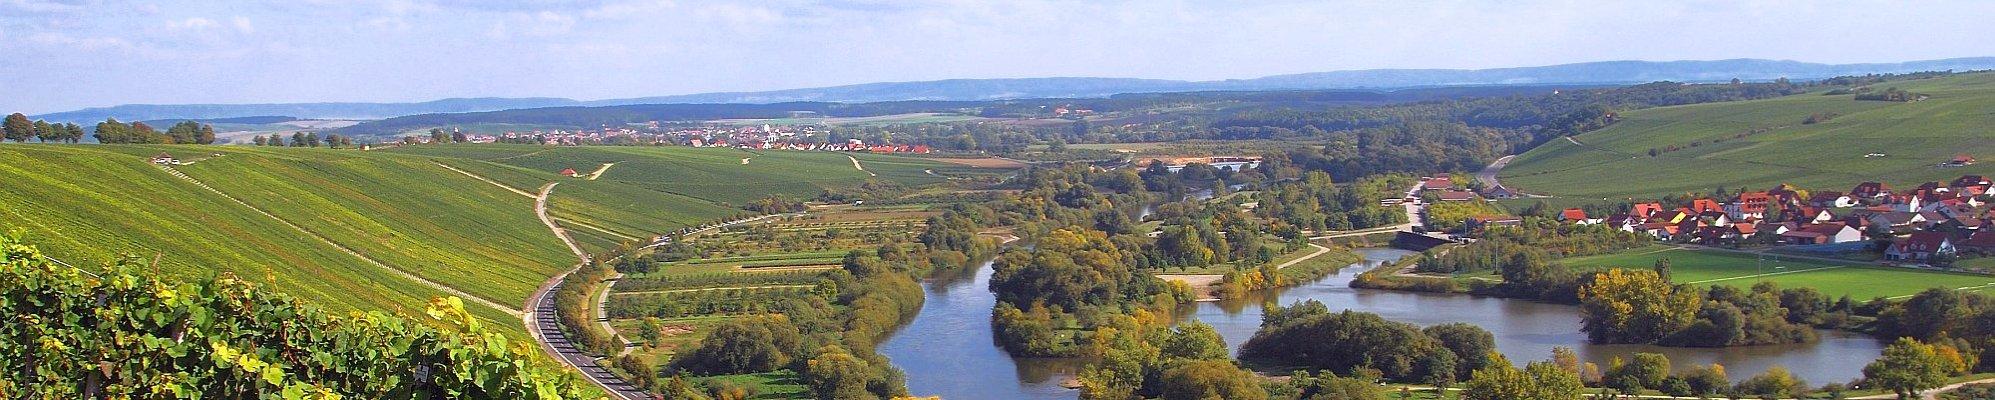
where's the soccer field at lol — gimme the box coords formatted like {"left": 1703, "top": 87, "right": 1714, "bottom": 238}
{"left": 1562, "top": 246, "right": 1995, "bottom": 299}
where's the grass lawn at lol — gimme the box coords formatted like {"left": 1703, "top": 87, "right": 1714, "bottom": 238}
{"left": 1562, "top": 246, "right": 1995, "bottom": 299}
{"left": 694, "top": 370, "right": 810, "bottom": 400}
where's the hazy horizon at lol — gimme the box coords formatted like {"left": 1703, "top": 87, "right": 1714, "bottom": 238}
{"left": 5, "top": 0, "right": 1994, "bottom": 114}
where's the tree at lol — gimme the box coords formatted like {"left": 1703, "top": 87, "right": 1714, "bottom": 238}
{"left": 31, "top": 120, "right": 52, "bottom": 142}
{"left": 429, "top": 128, "right": 448, "bottom": 143}
{"left": 1160, "top": 321, "right": 1229, "bottom": 361}
{"left": 166, "top": 121, "right": 201, "bottom": 143}
{"left": 1157, "top": 360, "right": 1267, "bottom": 400}
{"left": 304, "top": 132, "right": 320, "bottom": 147}
{"left": 1653, "top": 257, "right": 1672, "bottom": 282}
{"left": 1864, "top": 337, "right": 1955, "bottom": 399}
{"left": 1735, "top": 365, "right": 1804, "bottom": 398}
{"left": 2, "top": 113, "right": 32, "bottom": 142}
{"left": 670, "top": 317, "right": 801, "bottom": 375}
{"left": 1578, "top": 268, "right": 1700, "bottom": 344}
{"left": 253, "top": 135, "right": 267, "bottom": 146}
{"left": 1424, "top": 323, "right": 1497, "bottom": 378}
{"left": 291, "top": 132, "right": 308, "bottom": 147}
{"left": 94, "top": 118, "right": 131, "bottom": 143}
{"left": 637, "top": 317, "right": 667, "bottom": 348}
{"left": 62, "top": 123, "right": 84, "bottom": 143}
{"left": 197, "top": 123, "right": 216, "bottom": 144}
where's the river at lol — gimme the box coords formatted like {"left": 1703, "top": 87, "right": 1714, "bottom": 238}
{"left": 878, "top": 248, "right": 1884, "bottom": 399}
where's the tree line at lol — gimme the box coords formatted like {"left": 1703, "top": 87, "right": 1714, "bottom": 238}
{"left": 253, "top": 131, "right": 356, "bottom": 148}
{"left": 3, "top": 113, "right": 86, "bottom": 143}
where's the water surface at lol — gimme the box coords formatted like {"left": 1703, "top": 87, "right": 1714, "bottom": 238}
{"left": 879, "top": 248, "right": 1884, "bottom": 399}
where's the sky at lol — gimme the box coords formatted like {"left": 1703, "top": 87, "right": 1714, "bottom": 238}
{"left": 3, "top": 0, "right": 1993, "bottom": 114}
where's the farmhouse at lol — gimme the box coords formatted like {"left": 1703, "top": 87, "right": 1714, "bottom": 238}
{"left": 1558, "top": 208, "right": 1599, "bottom": 224}
{"left": 559, "top": 168, "right": 579, "bottom": 177}
{"left": 1630, "top": 203, "right": 1665, "bottom": 218}
{"left": 1886, "top": 231, "right": 1956, "bottom": 261}
{"left": 150, "top": 152, "right": 178, "bottom": 165}
{"left": 1725, "top": 191, "right": 1772, "bottom": 219}
{"left": 1421, "top": 176, "right": 1454, "bottom": 191}
{"left": 1436, "top": 190, "right": 1478, "bottom": 202}
{"left": 1779, "top": 222, "right": 1862, "bottom": 245}
{"left": 1961, "top": 231, "right": 1995, "bottom": 255}
{"left": 1808, "top": 191, "right": 1858, "bottom": 208}
{"left": 1851, "top": 182, "right": 1892, "bottom": 199}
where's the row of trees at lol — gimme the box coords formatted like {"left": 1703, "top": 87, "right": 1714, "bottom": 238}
{"left": 3, "top": 113, "right": 86, "bottom": 142}
{"left": 252, "top": 132, "right": 355, "bottom": 148}
{"left": 94, "top": 118, "right": 216, "bottom": 144}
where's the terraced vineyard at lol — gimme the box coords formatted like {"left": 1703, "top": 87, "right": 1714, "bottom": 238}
{"left": 1500, "top": 72, "right": 1995, "bottom": 199}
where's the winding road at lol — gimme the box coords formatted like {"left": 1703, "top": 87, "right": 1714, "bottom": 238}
{"left": 1475, "top": 154, "right": 1549, "bottom": 198}
{"left": 521, "top": 182, "right": 648, "bottom": 400}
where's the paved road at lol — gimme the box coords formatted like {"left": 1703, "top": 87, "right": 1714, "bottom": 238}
{"left": 523, "top": 182, "right": 649, "bottom": 400}
{"left": 526, "top": 276, "right": 648, "bottom": 400}
{"left": 1475, "top": 154, "right": 1549, "bottom": 198}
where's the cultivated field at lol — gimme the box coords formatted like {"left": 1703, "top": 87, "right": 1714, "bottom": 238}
{"left": 0, "top": 143, "right": 1014, "bottom": 337}
{"left": 1500, "top": 72, "right": 1995, "bottom": 199}
{"left": 1561, "top": 246, "right": 1995, "bottom": 299}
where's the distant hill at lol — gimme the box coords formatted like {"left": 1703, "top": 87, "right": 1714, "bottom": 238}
{"left": 1497, "top": 71, "right": 1995, "bottom": 199}
{"left": 33, "top": 57, "right": 1995, "bottom": 124}
{"left": 35, "top": 98, "right": 580, "bottom": 125}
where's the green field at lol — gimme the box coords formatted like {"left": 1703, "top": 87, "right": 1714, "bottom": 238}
{"left": 1500, "top": 72, "right": 1995, "bottom": 199}
{"left": 1561, "top": 246, "right": 1995, "bottom": 299}
{"left": 0, "top": 143, "right": 1011, "bottom": 337}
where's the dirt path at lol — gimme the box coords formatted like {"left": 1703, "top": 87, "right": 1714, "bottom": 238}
{"left": 847, "top": 155, "right": 877, "bottom": 177}
{"left": 157, "top": 165, "right": 522, "bottom": 316}
{"left": 1161, "top": 243, "right": 1337, "bottom": 301}
{"left": 434, "top": 161, "right": 535, "bottom": 198}
{"left": 609, "top": 284, "right": 817, "bottom": 296}
{"left": 585, "top": 163, "right": 615, "bottom": 180}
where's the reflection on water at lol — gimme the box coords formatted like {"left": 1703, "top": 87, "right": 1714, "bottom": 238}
{"left": 877, "top": 261, "right": 1084, "bottom": 399}
{"left": 1181, "top": 248, "right": 1884, "bottom": 385}
{"left": 878, "top": 248, "right": 1885, "bottom": 400}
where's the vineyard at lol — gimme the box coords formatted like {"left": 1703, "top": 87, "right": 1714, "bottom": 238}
{"left": 0, "top": 234, "right": 593, "bottom": 398}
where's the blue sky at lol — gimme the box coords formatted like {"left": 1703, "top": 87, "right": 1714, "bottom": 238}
{"left": 2, "top": 0, "right": 1992, "bottom": 113}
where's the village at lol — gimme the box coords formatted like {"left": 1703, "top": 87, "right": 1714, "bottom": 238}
{"left": 1426, "top": 167, "right": 1995, "bottom": 268}
{"left": 430, "top": 123, "right": 933, "bottom": 154}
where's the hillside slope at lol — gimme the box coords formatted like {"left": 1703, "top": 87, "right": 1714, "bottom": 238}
{"left": 1499, "top": 72, "right": 1995, "bottom": 199}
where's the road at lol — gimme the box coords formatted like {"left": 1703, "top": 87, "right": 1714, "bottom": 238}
{"left": 1308, "top": 180, "right": 1426, "bottom": 240}
{"left": 522, "top": 182, "right": 648, "bottom": 400}
{"left": 1475, "top": 154, "right": 1549, "bottom": 198}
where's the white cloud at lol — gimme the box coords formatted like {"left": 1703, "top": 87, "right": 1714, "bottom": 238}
{"left": 166, "top": 17, "right": 216, "bottom": 30}
{"left": 232, "top": 16, "right": 253, "bottom": 33}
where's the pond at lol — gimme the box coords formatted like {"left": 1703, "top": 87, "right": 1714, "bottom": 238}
{"left": 878, "top": 248, "right": 1884, "bottom": 399}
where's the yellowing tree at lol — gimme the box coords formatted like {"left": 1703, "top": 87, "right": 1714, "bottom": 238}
{"left": 1578, "top": 268, "right": 1699, "bottom": 344}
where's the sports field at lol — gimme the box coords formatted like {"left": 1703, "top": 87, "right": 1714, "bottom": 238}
{"left": 1500, "top": 72, "right": 1995, "bottom": 199}
{"left": 1562, "top": 246, "right": 1995, "bottom": 299}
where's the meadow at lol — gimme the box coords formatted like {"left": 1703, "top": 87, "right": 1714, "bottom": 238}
{"left": 1499, "top": 72, "right": 1995, "bottom": 199}
{"left": 1560, "top": 246, "right": 1995, "bottom": 299}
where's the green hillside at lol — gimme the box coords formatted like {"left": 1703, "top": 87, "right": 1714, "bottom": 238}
{"left": 1500, "top": 72, "right": 1995, "bottom": 199}
{"left": 0, "top": 143, "right": 995, "bottom": 337}
{"left": 0, "top": 145, "right": 532, "bottom": 330}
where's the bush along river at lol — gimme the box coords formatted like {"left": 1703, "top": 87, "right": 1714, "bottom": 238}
{"left": 877, "top": 248, "right": 1884, "bottom": 399}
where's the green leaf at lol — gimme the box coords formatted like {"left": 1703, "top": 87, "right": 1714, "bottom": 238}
{"left": 262, "top": 364, "right": 286, "bottom": 386}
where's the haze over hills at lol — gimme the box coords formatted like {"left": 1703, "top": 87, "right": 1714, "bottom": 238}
{"left": 31, "top": 57, "right": 1995, "bottom": 124}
